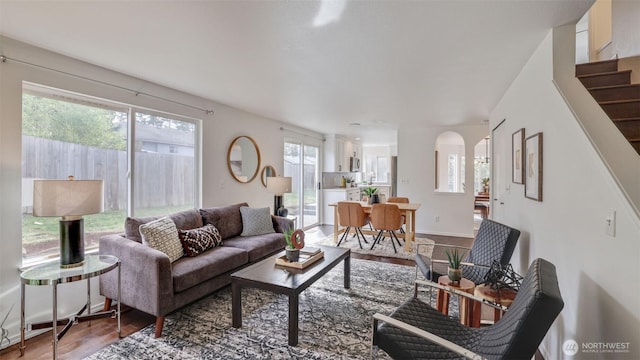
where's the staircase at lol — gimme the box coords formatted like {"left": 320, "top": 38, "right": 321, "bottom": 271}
{"left": 576, "top": 59, "right": 640, "bottom": 156}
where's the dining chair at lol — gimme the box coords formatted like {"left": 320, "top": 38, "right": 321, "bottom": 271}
{"left": 369, "top": 203, "right": 403, "bottom": 253}
{"left": 415, "top": 219, "right": 520, "bottom": 285}
{"left": 336, "top": 201, "right": 370, "bottom": 249}
{"left": 372, "top": 258, "right": 564, "bottom": 360}
{"left": 387, "top": 197, "right": 409, "bottom": 233}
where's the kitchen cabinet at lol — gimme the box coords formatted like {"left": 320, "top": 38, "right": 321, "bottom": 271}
{"left": 323, "top": 135, "right": 361, "bottom": 173}
{"left": 357, "top": 184, "right": 391, "bottom": 201}
{"left": 322, "top": 188, "right": 361, "bottom": 225}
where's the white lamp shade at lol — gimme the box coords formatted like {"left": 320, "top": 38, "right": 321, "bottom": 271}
{"left": 33, "top": 179, "right": 104, "bottom": 217}
{"left": 267, "top": 176, "right": 292, "bottom": 195}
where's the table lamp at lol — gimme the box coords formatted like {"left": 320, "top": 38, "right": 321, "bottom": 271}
{"left": 267, "top": 176, "right": 292, "bottom": 216}
{"left": 32, "top": 176, "right": 104, "bottom": 268}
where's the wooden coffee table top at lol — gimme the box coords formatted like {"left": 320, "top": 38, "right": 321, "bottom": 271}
{"left": 231, "top": 245, "right": 350, "bottom": 292}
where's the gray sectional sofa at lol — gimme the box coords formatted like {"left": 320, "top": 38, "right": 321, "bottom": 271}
{"left": 99, "top": 202, "right": 293, "bottom": 337}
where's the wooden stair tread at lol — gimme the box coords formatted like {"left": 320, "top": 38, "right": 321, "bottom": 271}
{"left": 599, "top": 99, "right": 640, "bottom": 105}
{"left": 612, "top": 117, "right": 640, "bottom": 122}
{"left": 587, "top": 83, "right": 640, "bottom": 91}
{"left": 576, "top": 70, "right": 632, "bottom": 78}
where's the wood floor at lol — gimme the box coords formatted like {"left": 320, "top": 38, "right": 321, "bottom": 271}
{"left": 0, "top": 226, "right": 472, "bottom": 360}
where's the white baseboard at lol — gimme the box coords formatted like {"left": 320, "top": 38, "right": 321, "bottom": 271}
{"left": 421, "top": 230, "right": 475, "bottom": 238}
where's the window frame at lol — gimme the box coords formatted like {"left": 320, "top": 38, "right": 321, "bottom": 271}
{"left": 21, "top": 83, "right": 202, "bottom": 267}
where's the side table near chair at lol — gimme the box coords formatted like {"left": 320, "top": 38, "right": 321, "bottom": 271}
{"left": 435, "top": 275, "right": 476, "bottom": 327}
{"left": 472, "top": 284, "right": 517, "bottom": 327}
{"left": 20, "top": 254, "right": 121, "bottom": 359}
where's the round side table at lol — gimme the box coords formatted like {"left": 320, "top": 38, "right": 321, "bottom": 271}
{"left": 436, "top": 275, "right": 475, "bottom": 326}
{"left": 20, "top": 254, "right": 121, "bottom": 359}
{"left": 472, "top": 284, "right": 518, "bottom": 327}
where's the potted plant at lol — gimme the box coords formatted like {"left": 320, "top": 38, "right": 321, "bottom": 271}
{"left": 481, "top": 177, "right": 490, "bottom": 193}
{"left": 445, "top": 249, "right": 466, "bottom": 285}
{"left": 284, "top": 228, "right": 305, "bottom": 262}
{"left": 363, "top": 186, "right": 379, "bottom": 204}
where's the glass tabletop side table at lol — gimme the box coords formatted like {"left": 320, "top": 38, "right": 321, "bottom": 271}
{"left": 20, "top": 254, "right": 121, "bottom": 359}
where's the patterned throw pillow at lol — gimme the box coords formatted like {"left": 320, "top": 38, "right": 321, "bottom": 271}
{"left": 240, "top": 206, "right": 275, "bottom": 236}
{"left": 178, "top": 224, "right": 222, "bottom": 257}
{"left": 139, "top": 217, "right": 184, "bottom": 262}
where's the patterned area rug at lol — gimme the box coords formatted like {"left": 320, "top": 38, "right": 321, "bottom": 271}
{"left": 86, "top": 259, "right": 457, "bottom": 359}
{"left": 309, "top": 233, "right": 435, "bottom": 260}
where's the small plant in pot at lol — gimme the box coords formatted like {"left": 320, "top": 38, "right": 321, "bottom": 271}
{"left": 445, "top": 249, "right": 466, "bottom": 285}
{"left": 363, "top": 186, "right": 379, "bottom": 204}
{"left": 481, "top": 177, "right": 490, "bottom": 193}
{"left": 284, "top": 228, "right": 305, "bottom": 262}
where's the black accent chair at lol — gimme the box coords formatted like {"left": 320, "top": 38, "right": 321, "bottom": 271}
{"left": 372, "top": 258, "right": 564, "bottom": 360}
{"left": 415, "top": 219, "right": 520, "bottom": 284}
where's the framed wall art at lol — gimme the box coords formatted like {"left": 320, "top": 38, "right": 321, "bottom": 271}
{"left": 525, "top": 132, "right": 543, "bottom": 201}
{"left": 512, "top": 128, "right": 525, "bottom": 184}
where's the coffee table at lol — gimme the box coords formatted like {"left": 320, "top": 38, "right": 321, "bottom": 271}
{"left": 231, "top": 245, "right": 350, "bottom": 346}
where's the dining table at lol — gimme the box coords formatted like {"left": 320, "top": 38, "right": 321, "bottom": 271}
{"left": 328, "top": 201, "right": 421, "bottom": 252}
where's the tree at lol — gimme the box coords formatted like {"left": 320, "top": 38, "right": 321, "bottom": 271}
{"left": 22, "top": 94, "right": 126, "bottom": 150}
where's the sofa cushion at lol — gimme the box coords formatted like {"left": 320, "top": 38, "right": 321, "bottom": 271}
{"left": 139, "top": 217, "right": 184, "bottom": 263}
{"left": 223, "top": 233, "right": 285, "bottom": 262}
{"left": 200, "top": 203, "right": 248, "bottom": 240}
{"left": 125, "top": 208, "right": 203, "bottom": 243}
{"left": 178, "top": 224, "right": 222, "bottom": 257}
{"left": 171, "top": 246, "right": 248, "bottom": 293}
{"left": 240, "top": 206, "right": 276, "bottom": 236}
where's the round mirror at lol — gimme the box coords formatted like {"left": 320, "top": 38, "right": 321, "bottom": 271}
{"left": 227, "top": 136, "right": 261, "bottom": 183}
{"left": 261, "top": 165, "right": 276, "bottom": 187}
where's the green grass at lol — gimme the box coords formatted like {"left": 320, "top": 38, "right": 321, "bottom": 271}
{"left": 22, "top": 205, "right": 193, "bottom": 244}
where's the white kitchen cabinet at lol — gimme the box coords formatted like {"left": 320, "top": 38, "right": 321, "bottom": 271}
{"left": 323, "top": 135, "right": 361, "bottom": 173}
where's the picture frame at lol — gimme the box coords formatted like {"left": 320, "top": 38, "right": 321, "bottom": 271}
{"left": 512, "top": 128, "right": 525, "bottom": 184}
{"left": 525, "top": 132, "right": 543, "bottom": 201}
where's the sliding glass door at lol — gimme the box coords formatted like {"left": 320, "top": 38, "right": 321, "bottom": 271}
{"left": 284, "top": 140, "right": 320, "bottom": 229}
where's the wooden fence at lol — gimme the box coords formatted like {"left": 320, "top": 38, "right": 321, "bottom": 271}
{"left": 22, "top": 136, "right": 194, "bottom": 211}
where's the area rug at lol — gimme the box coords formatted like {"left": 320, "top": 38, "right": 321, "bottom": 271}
{"left": 308, "top": 233, "right": 435, "bottom": 261}
{"left": 86, "top": 259, "right": 457, "bottom": 360}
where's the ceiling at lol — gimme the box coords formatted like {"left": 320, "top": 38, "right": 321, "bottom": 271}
{"left": 0, "top": 0, "right": 591, "bottom": 145}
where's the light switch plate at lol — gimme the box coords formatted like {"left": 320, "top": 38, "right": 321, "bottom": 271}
{"left": 605, "top": 210, "right": 616, "bottom": 237}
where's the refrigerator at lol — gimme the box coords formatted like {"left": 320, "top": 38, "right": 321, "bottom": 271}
{"left": 390, "top": 156, "right": 397, "bottom": 197}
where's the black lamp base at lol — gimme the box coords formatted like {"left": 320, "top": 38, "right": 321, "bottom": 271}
{"left": 273, "top": 195, "right": 283, "bottom": 216}
{"left": 59, "top": 218, "right": 85, "bottom": 268}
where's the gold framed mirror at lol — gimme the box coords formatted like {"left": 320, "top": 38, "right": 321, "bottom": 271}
{"left": 261, "top": 165, "right": 276, "bottom": 187}
{"left": 227, "top": 136, "right": 261, "bottom": 183}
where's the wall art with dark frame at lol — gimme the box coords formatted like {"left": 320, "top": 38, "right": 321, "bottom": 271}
{"left": 512, "top": 128, "right": 525, "bottom": 184}
{"left": 525, "top": 132, "right": 543, "bottom": 201}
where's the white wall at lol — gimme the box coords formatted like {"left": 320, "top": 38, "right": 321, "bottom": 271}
{"left": 0, "top": 36, "right": 321, "bottom": 348}
{"left": 398, "top": 124, "right": 488, "bottom": 237}
{"left": 610, "top": 0, "right": 640, "bottom": 58}
{"left": 490, "top": 29, "right": 640, "bottom": 359}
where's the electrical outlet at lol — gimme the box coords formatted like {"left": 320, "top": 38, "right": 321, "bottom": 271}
{"left": 605, "top": 211, "right": 616, "bottom": 237}
{"left": 435, "top": 216, "right": 440, "bottom": 223}
{"left": 220, "top": 180, "right": 225, "bottom": 189}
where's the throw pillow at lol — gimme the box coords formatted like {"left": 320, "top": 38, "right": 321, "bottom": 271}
{"left": 178, "top": 224, "right": 222, "bottom": 257}
{"left": 139, "top": 217, "right": 184, "bottom": 262}
{"left": 240, "top": 206, "right": 275, "bottom": 236}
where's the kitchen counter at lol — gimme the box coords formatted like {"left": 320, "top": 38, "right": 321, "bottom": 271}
{"left": 322, "top": 188, "right": 361, "bottom": 224}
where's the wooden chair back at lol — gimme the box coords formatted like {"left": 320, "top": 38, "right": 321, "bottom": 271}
{"left": 337, "top": 202, "right": 368, "bottom": 227}
{"left": 387, "top": 197, "right": 409, "bottom": 204}
{"left": 370, "top": 204, "right": 402, "bottom": 231}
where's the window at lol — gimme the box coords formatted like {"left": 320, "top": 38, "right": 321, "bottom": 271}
{"left": 364, "top": 155, "right": 389, "bottom": 183}
{"left": 435, "top": 131, "right": 465, "bottom": 193}
{"left": 134, "top": 112, "right": 196, "bottom": 217}
{"left": 21, "top": 84, "right": 200, "bottom": 265}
